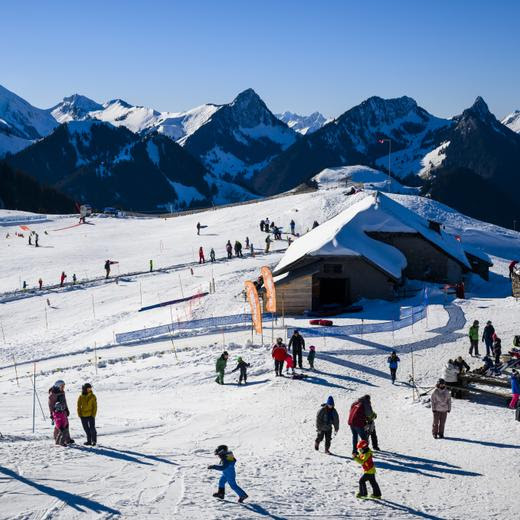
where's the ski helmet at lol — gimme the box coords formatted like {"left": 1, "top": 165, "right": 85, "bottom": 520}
{"left": 54, "top": 401, "right": 66, "bottom": 412}
{"left": 356, "top": 440, "right": 368, "bottom": 450}
{"left": 215, "top": 445, "right": 228, "bottom": 456}
{"left": 54, "top": 380, "right": 65, "bottom": 388}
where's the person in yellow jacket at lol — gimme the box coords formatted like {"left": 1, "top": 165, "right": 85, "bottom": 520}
{"left": 77, "top": 383, "right": 97, "bottom": 446}
{"left": 354, "top": 440, "right": 382, "bottom": 499}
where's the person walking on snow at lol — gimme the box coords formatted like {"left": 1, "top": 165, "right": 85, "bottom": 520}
{"left": 307, "top": 345, "right": 316, "bottom": 370}
{"left": 354, "top": 439, "right": 382, "bottom": 499}
{"left": 210, "top": 248, "right": 216, "bottom": 262}
{"left": 245, "top": 237, "right": 249, "bottom": 249}
{"left": 199, "top": 246, "right": 205, "bottom": 264}
{"left": 265, "top": 235, "right": 271, "bottom": 253}
{"left": 365, "top": 409, "right": 380, "bottom": 451}
{"left": 387, "top": 351, "right": 400, "bottom": 384}
{"left": 197, "top": 222, "right": 201, "bottom": 235}
{"left": 348, "top": 395, "right": 372, "bottom": 455}
{"left": 226, "top": 241, "right": 233, "bottom": 259}
{"left": 469, "top": 320, "right": 480, "bottom": 357}
{"left": 215, "top": 351, "right": 229, "bottom": 384}
{"left": 234, "top": 241, "right": 243, "bottom": 258}
{"left": 482, "top": 321, "right": 495, "bottom": 357}
{"left": 290, "top": 219, "right": 295, "bottom": 235}
{"left": 48, "top": 380, "right": 74, "bottom": 445}
{"left": 231, "top": 357, "right": 250, "bottom": 385}
{"left": 285, "top": 353, "right": 295, "bottom": 375}
{"left": 77, "top": 383, "right": 97, "bottom": 446}
{"left": 431, "top": 378, "right": 451, "bottom": 439}
{"left": 272, "top": 338, "right": 287, "bottom": 376}
{"left": 38, "top": 278, "right": 43, "bottom": 290}
{"left": 289, "top": 330, "right": 305, "bottom": 369}
{"left": 60, "top": 271, "right": 67, "bottom": 287}
{"left": 209, "top": 445, "right": 248, "bottom": 502}
{"left": 509, "top": 369, "right": 520, "bottom": 409}
{"left": 493, "top": 337, "right": 502, "bottom": 366}
{"left": 104, "top": 260, "right": 111, "bottom": 279}
{"left": 28, "top": 234, "right": 32, "bottom": 246}
{"left": 52, "top": 401, "right": 71, "bottom": 446}
{"left": 315, "top": 396, "right": 339, "bottom": 454}
{"left": 260, "top": 219, "right": 265, "bottom": 232}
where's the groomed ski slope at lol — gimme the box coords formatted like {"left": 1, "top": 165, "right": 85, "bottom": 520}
{"left": 0, "top": 183, "right": 519, "bottom": 520}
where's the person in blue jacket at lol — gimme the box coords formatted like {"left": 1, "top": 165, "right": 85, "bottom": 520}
{"left": 208, "top": 445, "right": 248, "bottom": 502}
{"left": 387, "top": 351, "right": 400, "bottom": 384}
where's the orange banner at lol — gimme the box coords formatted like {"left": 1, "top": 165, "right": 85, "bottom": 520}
{"left": 244, "top": 281, "right": 262, "bottom": 334}
{"left": 260, "top": 266, "right": 277, "bottom": 313}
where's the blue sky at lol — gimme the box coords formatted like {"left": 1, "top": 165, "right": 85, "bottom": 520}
{"left": 1, "top": 0, "right": 518, "bottom": 119}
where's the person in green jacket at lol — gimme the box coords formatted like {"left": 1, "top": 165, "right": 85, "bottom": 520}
{"left": 469, "top": 320, "right": 480, "bottom": 357}
{"left": 216, "top": 351, "right": 229, "bottom": 384}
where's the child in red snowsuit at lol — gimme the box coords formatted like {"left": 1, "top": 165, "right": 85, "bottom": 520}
{"left": 285, "top": 354, "right": 295, "bottom": 375}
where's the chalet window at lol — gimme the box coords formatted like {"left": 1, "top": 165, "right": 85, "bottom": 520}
{"left": 323, "top": 264, "right": 343, "bottom": 274}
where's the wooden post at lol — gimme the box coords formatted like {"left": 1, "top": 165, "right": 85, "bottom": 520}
{"left": 12, "top": 355, "right": 19, "bottom": 387}
{"left": 32, "top": 363, "right": 36, "bottom": 433}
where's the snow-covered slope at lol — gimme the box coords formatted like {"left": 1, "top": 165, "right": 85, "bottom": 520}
{"left": 0, "top": 84, "right": 58, "bottom": 156}
{"left": 276, "top": 111, "right": 328, "bottom": 134}
{"left": 502, "top": 110, "right": 520, "bottom": 133}
{"left": 0, "top": 183, "right": 519, "bottom": 519}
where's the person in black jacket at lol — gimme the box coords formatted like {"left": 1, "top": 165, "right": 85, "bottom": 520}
{"left": 231, "top": 357, "right": 250, "bottom": 385}
{"left": 289, "top": 330, "right": 305, "bottom": 369}
{"left": 453, "top": 356, "right": 470, "bottom": 373}
{"left": 493, "top": 338, "right": 502, "bottom": 366}
{"left": 315, "top": 396, "right": 339, "bottom": 454}
{"left": 482, "top": 321, "right": 495, "bottom": 357}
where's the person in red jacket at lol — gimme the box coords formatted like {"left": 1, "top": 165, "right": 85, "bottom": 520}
{"left": 348, "top": 395, "right": 372, "bottom": 455}
{"left": 199, "top": 246, "right": 205, "bottom": 264}
{"left": 271, "top": 338, "right": 287, "bottom": 376}
{"left": 60, "top": 271, "right": 67, "bottom": 287}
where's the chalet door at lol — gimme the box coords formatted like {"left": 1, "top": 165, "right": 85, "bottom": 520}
{"left": 319, "top": 278, "right": 349, "bottom": 305}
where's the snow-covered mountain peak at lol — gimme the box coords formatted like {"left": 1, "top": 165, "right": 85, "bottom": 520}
{"left": 49, "top": 94, "right": 102, "bottom": 123}
{"left": 104, "top": 98, "right": 134, "bottom": 110}
{"left": 276, "top": 111, "right": 328, "bottom": 134}
{"left": 502, "top": 110, "right": 520, "bottom": 133}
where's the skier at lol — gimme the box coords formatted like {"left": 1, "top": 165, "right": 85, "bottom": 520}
{"left": 509, "top": 369, "right": 520, "bottom": 409}
{"left": 250, "top": 243, "right": 254, "bottom": 257}
{"left": 271, "top": 338, "right": 287, "bottom": 376}
{"left": 431, "top": 378, "right": 451, "bottom": 438}
{"left": 482, "top": 321, "right": 495, "bottom": 357}
{"left": 348, "top": 395, "right": 372, "bottom": 455}
{"left": 35, "top": 233, "right": 39, "bottom": 247}
{"left": 245, "top": 236, "right": 249, "bottom": 249}
{"left": 315, "top": 396, "right": 339, "bottom": 454}
{"left": 260, "top": 219, "right": 265, "bottom": 232}
{"left": 199, "top": 246, "right": 205, "bottom": 264}
{"left": 387, "top": 351, "right": 400, "bottom": 384}
{"left": 469, "top": 320, "right": 480, "bottom": 357}
{"left": 234, "top": 241, "right": 243, "bottom": 258}
{"left": 354, "top": 440, "right": 382, "bottom": 499}
{"left": 28, "top": 234, "right": 32, "bottom": 245}
{"left": 22, "top": 281, "right": 27, "bottom": 291}
{"left": 104, "top": 260, "right": 111, "bottom": 279}
{"left": 72, "top": 274, "right": 77, "bottom": 285}
{"left": 53, "top": 401, "right": 71, "bottom": 447}
{"left": 265, "top": 235, "right": 271, "bottom": 253}
{"left": 307, "top": 345, "right": 316, "bottom": 370}
{"left": 215, "top": 351, "right": 229, "bottom": 385}
{"left": 150, "top": 259, "right": 153, "bottom": 272}
{"left": 493, "top": 337, "right": 502, "bottom": 366}
{"left": 38, "top": 278, "right": 43, "bottom": 290}
{"left": 290, "top": 219, "right": 295, "bottom": 235}
{"left": 210, "top": 248, "right": 216, "bottom": 262}
{"left": 60, "top": 272, "right": 67, "bottom": 287}
{"left": 231, "top": 357, "right": 250, "bottom": 385}
{"left": 197, "top": 222, "right": 201, "bottom": 235}
{"left": 48, "top": 380, "right": 74, "bottom": 445}
{"left": 208, "top": 445, "right": 248, "bottom": 502}
{"left": 288, "top": 330, "right": 305, "bottom": 369}
{"left": 77, "top": 383, "right": 97, "bottom": 446}
{"left": 226, "top": 241, "right": 233, "bottom": 259}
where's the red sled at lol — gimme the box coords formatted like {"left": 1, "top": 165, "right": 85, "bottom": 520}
{"left": 309, "top": 319, "right": 333, "bottom": 326}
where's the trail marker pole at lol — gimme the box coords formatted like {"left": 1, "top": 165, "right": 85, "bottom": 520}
{"left": 410, "top": 343, "right": 416, "bottom": 401}
{"left": 0, "top": 321, "right": 5, "bottom": 343}
{"left": 12, "top": 355, "right": 19, "bottom": 387}
{"left": 179, "top": 275, "right": 185, "bottom": 298}
{"left": 91, "top": 294, "right": 96, "bottom": 319}
{"left": 44, "top": 305, "right": 49, "bottom": 330}
{"left": 94, "top": 341, "right": 98, "bottom": 374}
{"left": 139, "top": 282, "right": 143, "bottom": 307}
{"left": 32, "top": 363, "right": 36, "bottom": 433}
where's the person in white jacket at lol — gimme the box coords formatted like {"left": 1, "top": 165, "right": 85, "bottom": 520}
{"left": 431, "top": 379, "right": 451, "bottom": 439}
{"left": 442, "top": 360, "right": 459, "bottom": 384}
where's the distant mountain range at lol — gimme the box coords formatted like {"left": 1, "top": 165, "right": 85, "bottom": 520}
{"left": 1, "top": 84, "right": 519, "bottom": 227}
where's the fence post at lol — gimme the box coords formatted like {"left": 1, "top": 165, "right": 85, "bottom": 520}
{"left": 32, "top": 363, "right": 36, "bottom": 433}
{"left": 12, "top": 355, "right": 19, "bottom": 387}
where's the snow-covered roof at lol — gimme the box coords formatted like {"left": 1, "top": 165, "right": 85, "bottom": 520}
{"left": 274, "top": 192, "right": 471, "bottom": 279}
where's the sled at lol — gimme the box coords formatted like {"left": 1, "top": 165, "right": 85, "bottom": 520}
{"left": 309, "top": 319, "right": 333, "bottom": 326}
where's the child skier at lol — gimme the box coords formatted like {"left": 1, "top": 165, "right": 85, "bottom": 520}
{"left": 209, "top": 445, "right": 248, "bottom": 502}
{"left": 354, "top": 439, "right": 382, "bottom": 499}
{"left": 387, "top": 351, "right": 400, "bottom": 384}
{"left": 285, "top": 353, "right": 295, "bottom": 375}
{"left": 308, "top": 345, "right": 316, "bottom": 370}
{"left": 231, "top": 357, "right": 250, "bottom": 385}
{"left": 53, "top": 401, "right": 71, "bottom": 446}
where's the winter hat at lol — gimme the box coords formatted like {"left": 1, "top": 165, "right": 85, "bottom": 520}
{"left": 215, "top": 444, "right": 228, "bottom": 455}
{"left": 82, "top": 383, "right": 92, "bottom": 393}
{"left": 473, "top": 320, "right": 479, "bottom": 325}
{"left": 357, "top": 439, "right": 368, "bottom": 450}
{"left": 309, "top": 345, "right": 316, "bottom": 351}
{"left": 237, "top": 357, "right": 243, "bottom": 363}
{"left": 326, "top": 396, "right": 335, "bottom": 407}
{"left": 54, "top": 380, "right": 65, "bottom": 388}
{"left": 223, "top": 351, "right": 229, "bottom": 357}
{"left": 437, "top": 378, "right": 446, "bottom": 386}
{"left": 487, "top": 321, "right": 492, "bottom": 325}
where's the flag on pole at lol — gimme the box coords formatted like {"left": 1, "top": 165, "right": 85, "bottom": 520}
{"left": 244, "top": 281, "right": 262, "bottom": 334}
{"left": 260, "top": 266, "right": 277, "bottom": 313}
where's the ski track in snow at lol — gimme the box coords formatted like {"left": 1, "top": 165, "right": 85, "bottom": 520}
{"left": 0, "top": 186, "right": 520, "bottom": 519}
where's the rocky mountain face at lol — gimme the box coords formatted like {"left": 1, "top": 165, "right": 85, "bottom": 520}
{"left": 254, "top": 96, "right": 451, "bottom": 195}
{"left": 5, "top": 121, "right": 213, "bottom": 211}
{"left": 276, "top": 111, "right": 328, "bottom": 134}
{"left": 183, "top": 89, "right": 298, "bottom": 180}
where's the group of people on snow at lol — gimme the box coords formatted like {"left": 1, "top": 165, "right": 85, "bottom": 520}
{"left": 48, "top": 380, "right": 97, "bottom": 447}
{"left": 271, "top": 333, "right": 316, "bottom": 376}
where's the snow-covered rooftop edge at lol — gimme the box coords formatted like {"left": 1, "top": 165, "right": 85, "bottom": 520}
{"left": 274, "top": 191, "right": 471, "bottom": 279}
